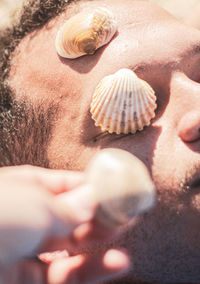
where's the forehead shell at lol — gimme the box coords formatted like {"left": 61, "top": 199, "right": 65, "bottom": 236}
{"left": 90, "top": 68, "right": 157, "bottom": 134}
{"left": 55, "top": 7, "right": 118, "bottom": 59}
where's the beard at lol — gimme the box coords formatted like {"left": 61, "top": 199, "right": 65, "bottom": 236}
{"left": 0, "top": 91, "right": 57, "bottom": 168}
{"left": 106, "top": 177, "right": 200, "bottom": 283}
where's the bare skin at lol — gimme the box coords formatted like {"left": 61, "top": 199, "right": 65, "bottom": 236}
{"left": 7, "top": 0, "right": 200, "bottom": 282}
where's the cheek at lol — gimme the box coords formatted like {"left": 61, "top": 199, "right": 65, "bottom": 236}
{"left": 150, "top": 122, "right": 197, "bottom": 196}
{"left": 47, "top": 119, "right": 101, "bottom": 170}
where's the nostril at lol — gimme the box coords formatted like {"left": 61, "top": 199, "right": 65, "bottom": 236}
{"left": 177, "top": 111, "right": 200, "bottom": 142}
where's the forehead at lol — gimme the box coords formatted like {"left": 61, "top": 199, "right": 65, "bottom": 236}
{"left": 8, "top": 0, "right": 200, "bottom": 104}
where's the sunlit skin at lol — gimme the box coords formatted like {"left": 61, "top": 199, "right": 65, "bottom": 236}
{"left": 8, "top": 0, "right": 200, "bottom": 282}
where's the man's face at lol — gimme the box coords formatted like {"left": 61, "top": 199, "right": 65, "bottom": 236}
{"left": 8, "top": 0, "right": 200, "bottom": 282}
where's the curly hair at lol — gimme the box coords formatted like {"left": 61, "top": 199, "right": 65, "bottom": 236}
{"left": 0, "top": 0, "right": 78, "bottom": 167}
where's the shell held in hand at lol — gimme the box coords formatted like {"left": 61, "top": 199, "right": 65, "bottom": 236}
{"left": 55, "top": 7, "right": 118, "bottom": 59}
{"left": 85, "top": 148, "right": 155, "bottom": 228}
{"left": 90, "top": 68, "right": 157, "bottom": 134}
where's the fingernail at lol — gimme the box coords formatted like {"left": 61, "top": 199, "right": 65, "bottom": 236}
{"left": 38, "top": 250, "right": 69, "bottom": 264}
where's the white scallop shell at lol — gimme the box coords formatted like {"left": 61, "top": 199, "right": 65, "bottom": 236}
{"left": 55, "top": 7, "right": 117, "bottom": 59}
{"left": 90, "top": 68, "right": 157, "bottom": 134}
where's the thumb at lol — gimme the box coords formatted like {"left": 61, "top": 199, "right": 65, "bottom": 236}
{"left": 47, "top": 184, "right": 97, "bottom": 238}
{"left": 32, "top": 167, "right": 85, "bottom": 195}
{"left": 0, "top": 165, "right": 85, "bottom": 194}
{"left": 37, "top": 184, "right": 97, "bottom": 255}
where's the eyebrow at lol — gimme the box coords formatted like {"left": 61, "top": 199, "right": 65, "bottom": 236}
{"left": 128, "top": 60, "right": 179, "bottom": 76}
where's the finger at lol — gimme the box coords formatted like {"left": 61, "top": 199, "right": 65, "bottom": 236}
{"left": 32, "top": 167, "right": 85, "bottom": 194}
{"left": 65, "top": 220, "right": 120, "bottom": 253}
{"left": 0, "top": 165, "right": 85, "bottom": 194}
{"left": 53, "top": 184, "right": 97, "bottom": 225}
{"left": 38, "top": 250, "right": 69, "bottom": 264}
{"left": 40, "top": 184, "right": 98, "bottom": 247}
{"left": 72, "top": 217, "right": 124, "bottom": 243}
{"left": 48, "top": 249, "right": 130, "bottom": 284}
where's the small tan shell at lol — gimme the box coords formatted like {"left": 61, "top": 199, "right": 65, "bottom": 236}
{"left": 55, "top": 7, "right": 117, "bottom": 59}
{"left": 85, "top": 148, "right": 155, "bottom": 228}
{"left": 90, "top": 68, "right": 157, "bottom": 134}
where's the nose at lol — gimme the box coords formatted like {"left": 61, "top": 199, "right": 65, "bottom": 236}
{"left": 178, "top": 110, "right": 200, "bottom": 142}
{"left": 171, "top": 72, "right": 200, "bottom": 143}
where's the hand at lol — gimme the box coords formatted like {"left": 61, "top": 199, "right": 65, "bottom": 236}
{"left": 0, "top": 165, "right": 130, "bottom": 284}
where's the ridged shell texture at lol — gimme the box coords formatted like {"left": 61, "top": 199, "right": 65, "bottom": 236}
{"left": 90, "top": 69, "right": 157, "bottom": 134}
{"left": 55, "top": 7, "right": 117, "bottom": 59}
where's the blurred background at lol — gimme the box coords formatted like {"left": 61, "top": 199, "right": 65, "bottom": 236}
{"left": 0, "top": 0, "right": 199, "bottom": 29}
